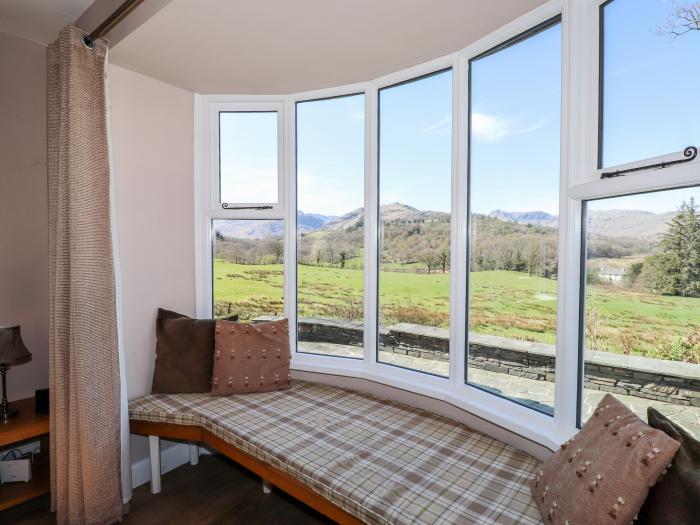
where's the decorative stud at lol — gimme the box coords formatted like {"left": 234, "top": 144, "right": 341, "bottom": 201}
{"left": 276, "top": 348, "right": 281, "bottom": 359}
{"left": 244, "top": 376, "right": 249, "bottom": 387}
{"left": 259, "top": 375, "right": 264, "bottom": 385}
{"left": 230, "top": 349, "right": 236, "bottom": 359}
{"left": 215, "top": 349, "right": 221, "bottom": 360}
{"left": 227, "top": 376, "right": 233, "bottom": 386}
{"left": 627, "top": 431, "right": 646, "bottom": 447}
{"left": 262, "top": 348, "right": 267, "bottom": 359}
{"left": 568, "top": 447, "right": 583, "bottom": 462}
{"left": 642, "top": 447, "right": 661, "bottom": 465}
{"left": 575, "top": 460, "right": 591, "bottom": 477}
{"left": 247, "top": 349, "right": 251, "bottom": 359}
{"left": 604, "top": 415, "right": 621, "bottom": 427}
{"left": 212, "top": 377, "right": 219, "bottom": 388}
{"left": 588, "top": 473, "right": 603, "bottom": 492}
{"left": 274, "top": 374, "right": 279, "bottom": 385}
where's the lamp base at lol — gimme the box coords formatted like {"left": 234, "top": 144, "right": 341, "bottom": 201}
{"left": 0, "top": 405, "right": 18, "bottom": 422}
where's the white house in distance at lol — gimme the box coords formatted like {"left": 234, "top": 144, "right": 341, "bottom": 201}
{"left": 599, "top": 266, "right": 626, "bottom": 283}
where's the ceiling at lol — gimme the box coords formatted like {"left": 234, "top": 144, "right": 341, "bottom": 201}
{"left": 0, "top": 0, "right": 94, "bottom": 45}
{"left": 110, "top": 0, "right": 548, "bottom": 94}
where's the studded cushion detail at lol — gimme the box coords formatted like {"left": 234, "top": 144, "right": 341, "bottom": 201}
{"left": 210, "top": 318, "right": 291, "bottom": 396}
{"left": 531, "top": 394, "right": 680, "bottom": 525}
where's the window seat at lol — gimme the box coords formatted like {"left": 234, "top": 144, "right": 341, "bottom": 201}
{"left": 129, "top": 381, "right": 542, "bottom": 525}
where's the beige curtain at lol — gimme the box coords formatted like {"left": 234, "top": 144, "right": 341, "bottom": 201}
{"left": 48, "top": 25, "right": 123, "bottom": 525}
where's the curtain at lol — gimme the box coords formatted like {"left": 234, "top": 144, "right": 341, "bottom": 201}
{"left": 48, "top": 25, "right": 126, "bottom": 524}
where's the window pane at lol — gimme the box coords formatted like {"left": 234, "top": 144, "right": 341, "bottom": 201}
{"left": 467, "top": 21, "right": 561, "bottom": 414}
{"left": 581, "top": 188, "right": 700, "bottom": 439}
{"left": 378, "top": 70, "right": 452, "bottom": 377}
{"left": 296, "top": 95, "right": 365, "bottom": 358}
{"left": 601, "top": 0, "right": 700, "bottom": 167}
{"left": 212, "top": 220, "right": 284, "bottom": 320}
{"left": 219, "top": 112, "right": 278, "bottom": 203}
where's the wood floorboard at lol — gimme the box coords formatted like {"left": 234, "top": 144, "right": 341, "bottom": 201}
{"left": 0, "top": 455, "right": 335, "bottom": 525}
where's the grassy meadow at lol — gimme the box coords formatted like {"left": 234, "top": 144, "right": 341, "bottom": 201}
{"left": 214, "top": 259, "right": 700, "bottom": 358}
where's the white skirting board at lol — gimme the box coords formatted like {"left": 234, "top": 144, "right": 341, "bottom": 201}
{"left": 130, "top": 442, "right": 212, "bottom": 489}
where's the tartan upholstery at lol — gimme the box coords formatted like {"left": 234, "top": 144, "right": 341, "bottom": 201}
{"left": 129, "top": 381, "right": 542, "bottom": 525}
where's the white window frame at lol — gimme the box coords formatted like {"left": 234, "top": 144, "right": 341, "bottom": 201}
{"left": 194, "top": 0, "right": 700, "bottom": 451}
{"left": 194, "top": 96, "right": 287, "bottom": 319}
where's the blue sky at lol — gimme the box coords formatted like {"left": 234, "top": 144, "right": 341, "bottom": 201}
{"left": 220, "top": 111, "right": 278, "bottom": 204}
{"left": 224, "top": 0, "right": 699, "bottom": 217}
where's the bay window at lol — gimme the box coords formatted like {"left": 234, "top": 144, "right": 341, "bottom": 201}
{"left": 377, "top": 69, "right": 452, "bottom": 376}
{"left": 467, "top": 18, "right": 561, "bottom": 413}
{"left": 195, "top": 0, "right": 700, "bottom": 449}
{"left": 295, "top": 94, "right": 365, "bottom": 358}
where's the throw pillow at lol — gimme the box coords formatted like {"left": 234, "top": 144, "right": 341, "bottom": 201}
{"left": 531, "top": 394, "right": 680, "bottom": 525}
{"left": 210, "top": 318, "right": 291, "bottom": 396}
{"left": 636, "top": 407, "right": 700, "bottom": 525}
{"left": 151, "top": 308, "right": 238, "bottom": 394}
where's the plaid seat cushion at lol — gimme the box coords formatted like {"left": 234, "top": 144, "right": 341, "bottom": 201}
{"left": 129, "top": 381, "right": 542, "bottom": 525}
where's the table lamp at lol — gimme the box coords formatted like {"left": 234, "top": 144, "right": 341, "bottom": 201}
{"left": 0, "top": 326, "right": 32, "bottom": 421}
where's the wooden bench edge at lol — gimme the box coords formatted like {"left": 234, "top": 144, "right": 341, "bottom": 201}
{"left": 130, "top": 418, "right": 363, "bottom": 525}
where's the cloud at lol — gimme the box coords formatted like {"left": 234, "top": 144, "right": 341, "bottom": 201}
{"left": 472, "top": 112, "right": 545, "bottom": 143}
{"left": 422, "top": 115, "right": 451, "bottom": 134}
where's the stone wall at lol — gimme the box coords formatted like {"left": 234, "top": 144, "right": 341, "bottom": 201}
{"left": 295, "top": 317, "right": 700, "bottom": 407}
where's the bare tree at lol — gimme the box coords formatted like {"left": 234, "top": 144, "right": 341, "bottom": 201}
{"left": 269, "top": 239, "right": 283, "bottom": 264}
{"left": 438, "top": 250, "right": 448, "bottom": 273}
{"left": 655, "top": 1, "right": 700, "bottom": 38}
{"left": 421, "top": 253, "right": 437, "bottom": 274}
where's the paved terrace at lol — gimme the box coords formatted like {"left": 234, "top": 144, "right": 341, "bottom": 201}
{"left": 298, "top": 340, "right": 700, "bottom": 439}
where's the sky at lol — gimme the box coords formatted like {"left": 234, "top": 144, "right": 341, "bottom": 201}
{"left": 221, "top": 0, "right": 700, "bottom": 217}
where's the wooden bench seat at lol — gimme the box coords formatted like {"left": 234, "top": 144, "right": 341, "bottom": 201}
{"left": 129, "top": 381, "right": 542, "bottom": 525}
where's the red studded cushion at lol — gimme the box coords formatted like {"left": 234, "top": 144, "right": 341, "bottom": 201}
{"left": 532, "top": 394, "right": 680, "bottom": 525}
{"left": 210, "top": 318, "right": 291, "bottom": 396}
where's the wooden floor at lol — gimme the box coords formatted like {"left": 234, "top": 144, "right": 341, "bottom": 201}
{"left": 0, "top": 455, "right": 334, "bottom": 525}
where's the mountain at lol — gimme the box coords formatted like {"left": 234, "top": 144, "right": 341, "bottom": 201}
{"left": 215, "top": 211, "right": 335, "bottom": 239}
{"left": 216, "top": 201, "right": 676, "bottom": 244}
{"left": 488, "top": 208, "right": 675, "bottom": 241}
{"left": 299, "top": 211, "right": 337, "bottom": 231}
{"left": 323, "top": 203, "right": 449, "bottom": 232}
{"left": 585, "top": 209, "right": 674, "bottom": 240}
{"left": 489, "top": 210, "right": 558, "bottom": 228}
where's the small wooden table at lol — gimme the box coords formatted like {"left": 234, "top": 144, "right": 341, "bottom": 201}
{"left": 0, "top": 397, "right": 50, "bottom": 511}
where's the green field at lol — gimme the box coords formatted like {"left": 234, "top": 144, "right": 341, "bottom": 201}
{"left": 214, "top": 259, "right": 700, "bottom": 359}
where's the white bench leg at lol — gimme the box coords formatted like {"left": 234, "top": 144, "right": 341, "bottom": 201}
{"left": 149, "top": 435, "right": 161, "bottom": 494}
{"left": 262, "top": 479, "right": 272, "bottom": 494}
{"left": 189, "top": 443, "right": 199, "bottom": 466}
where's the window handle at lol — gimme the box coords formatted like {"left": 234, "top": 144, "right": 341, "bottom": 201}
{"left": 600, "top": 146, "right": 697, "bottom": 179}
{"left": 221, "top": 204, "right": 274, "bottom": 210}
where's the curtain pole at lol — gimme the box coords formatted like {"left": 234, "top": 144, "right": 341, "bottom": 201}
{"left": 83, "top": 0, "right": 145, "bottom": 47}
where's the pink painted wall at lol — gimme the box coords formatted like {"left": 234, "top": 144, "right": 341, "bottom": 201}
{"left": 0, "top": 32, "right": 49, "bottom": 401}
{"left": 108, "top": 63, "right": 195, "bottom": 464}
{"left": 109, "top": 63, "right": 195, "bottom": 401}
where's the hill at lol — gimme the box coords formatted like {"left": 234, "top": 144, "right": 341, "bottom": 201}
{"left": 586, "top": 209, "right": 674, "bottom": 240}
{"left": 489, "top": 210, "right": 557, "bottom": 228}
{"left": 215, "top": 211, "right": 335, "bottom": 238}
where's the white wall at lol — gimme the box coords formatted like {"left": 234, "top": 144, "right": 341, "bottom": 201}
{"left": 108, "top": 63, "right": 195, "bottom": 463}
{"left": 0, "top": 32, "right": 49, "bottom": 402}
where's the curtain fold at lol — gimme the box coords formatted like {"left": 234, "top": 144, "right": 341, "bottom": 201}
{"left": 48, "top": 25, "right": 124, "bottom": 525}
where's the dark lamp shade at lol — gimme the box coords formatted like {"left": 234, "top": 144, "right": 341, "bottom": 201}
{"left": 0, "top": 326, "right": 32, "bottom": 366}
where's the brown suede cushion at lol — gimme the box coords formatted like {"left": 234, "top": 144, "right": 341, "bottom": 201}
{"left": 210, "top": 318, "right": 290, "bottom": 396}
{"left": 532, "top": 394, "right": 680, "bottom": 525}
{"left": 637, "top": 407, "right": 700, "bottom": 525}
{"left": 151, "top": 308, "right": 238, "bottom": 394}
